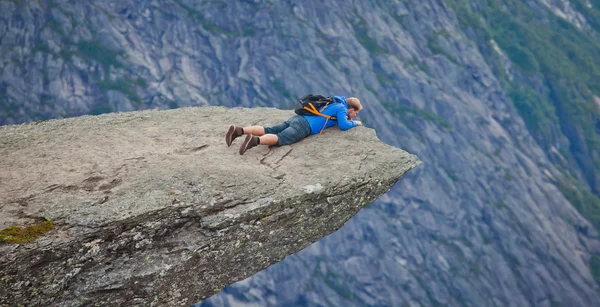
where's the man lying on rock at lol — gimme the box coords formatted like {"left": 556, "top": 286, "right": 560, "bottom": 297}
{"left": 226, "top": 95, "right": 363, "bottom": 155}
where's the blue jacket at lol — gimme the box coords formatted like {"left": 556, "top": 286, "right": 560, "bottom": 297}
{"left": 302, "top": 96, "right": 358, "bottom": 135}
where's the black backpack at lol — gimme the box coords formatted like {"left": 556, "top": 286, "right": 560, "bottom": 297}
{"left": 294, "top": 94, "right": 339, "bottom": 120}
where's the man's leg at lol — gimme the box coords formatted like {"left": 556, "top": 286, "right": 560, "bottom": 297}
{"left": 227, "top": 122, "right": 287, "bottom": 147}
{"left": 239, "top": 125, "right": 307, "bottom": 155}
{"left": 242, "top": 126, "right": 266, "bottom": 136}
{"left": 236, "top": 120, "right": 287, "bottom": 151}
{"left": 239, "top": 134, "right": 278, "bottom": 155}
{"left": 243, "top": 127, "right": 279, "bottom": 145}
{"left": 258, "top": 134, "right": 278, "bottom": 145}
{"left": 227, "top": 125, "right": 266, "bottom": 147}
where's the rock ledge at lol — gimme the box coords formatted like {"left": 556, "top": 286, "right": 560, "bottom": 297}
{"left": 0, "top": 106, "right": 420, "bottom": 306}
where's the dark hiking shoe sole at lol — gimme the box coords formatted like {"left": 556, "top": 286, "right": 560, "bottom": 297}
{"left": 226, "top": 125, "right": 236, "bottom": 147}
{"left": 239, "top": 134, "right": 256, "bottom": 155}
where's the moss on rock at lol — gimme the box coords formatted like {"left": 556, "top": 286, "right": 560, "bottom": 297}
{"left": 0, "top": 221, "right": 55, "bottom": 244}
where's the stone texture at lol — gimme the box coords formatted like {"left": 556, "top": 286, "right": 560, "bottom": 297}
{"left": 2, "top": 1, "right": 600, "bottom": 306}
{"left": 0, "top": 106, "right": 420, "bottom": 306}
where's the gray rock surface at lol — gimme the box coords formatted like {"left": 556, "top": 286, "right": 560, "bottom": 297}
{"left": 0, "top": 106, "right": 420, "bottom": 306}
{"left": 2, "top": 1, "right": 600, "bottom": 306}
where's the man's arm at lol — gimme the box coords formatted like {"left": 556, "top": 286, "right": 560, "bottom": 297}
{"left": 336, "top": 107, "right": 357, "bottom": 131}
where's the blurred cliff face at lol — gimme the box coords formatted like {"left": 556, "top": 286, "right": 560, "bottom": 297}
{"left": 3, "top": 1, "right": 600, "bottom": 306}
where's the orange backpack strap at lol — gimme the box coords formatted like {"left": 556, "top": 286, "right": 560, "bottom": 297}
{"left": 319, "top": 117, "right": 330, "bottom": 134}
{"left": 318, "top": 102, "right": 330, "bottom": 112}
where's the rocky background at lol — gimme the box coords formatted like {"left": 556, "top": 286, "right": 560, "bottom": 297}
{"left": 2, "top": 0, "right": 600, "bottom": 306}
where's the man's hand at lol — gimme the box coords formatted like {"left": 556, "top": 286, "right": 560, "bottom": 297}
{"left": 355, "top": 120, "right": 362, "bottom": 126}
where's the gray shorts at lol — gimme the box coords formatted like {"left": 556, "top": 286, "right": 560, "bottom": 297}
{"left": 264, "top": 115, "right": 312, "bottom": 146}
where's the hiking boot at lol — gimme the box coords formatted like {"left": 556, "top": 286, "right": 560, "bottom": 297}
{"left": 226, "top": 125, "right": 243, "bottom": 146}
{"left": 239, "top": 134, "right": 259, "bottom": 155}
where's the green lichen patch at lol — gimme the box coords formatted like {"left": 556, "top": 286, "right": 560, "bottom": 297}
{"left": 0, "top": 221, "right": 55, "bottom": 244}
